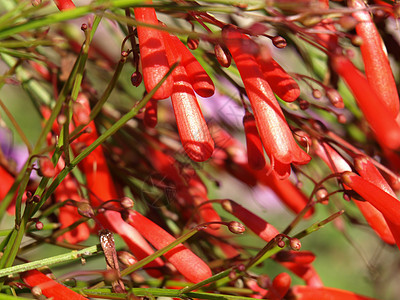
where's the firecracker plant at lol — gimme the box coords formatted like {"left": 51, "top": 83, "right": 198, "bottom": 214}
{"left": 0, "top": 0, "right": 400, "bottom": 299}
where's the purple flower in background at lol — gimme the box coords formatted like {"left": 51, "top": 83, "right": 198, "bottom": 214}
{"left": 0, "top": 128, "right": 29, "bottom": 172}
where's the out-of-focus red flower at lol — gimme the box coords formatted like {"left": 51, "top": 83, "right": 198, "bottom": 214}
{"left": 331, "top": 55, "right": 400, "bottom": 150}
{"left": 341, "top": 171, "right": 400, "bottom": 226}
{"left": 53, "top": 0, "right": 75, "bottom": 11}
{"left": 354, "top": 155, "right": 400, "bottom": 249}
{"left": 290, "top": 285, "right": 377, "bottom": 300}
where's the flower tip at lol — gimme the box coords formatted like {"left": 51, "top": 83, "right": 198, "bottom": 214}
{"left": 195, "top": 86, "right": 215, "bottom": 98}
{"left": 183, "top": 140, "right": 214, "bottom": 162}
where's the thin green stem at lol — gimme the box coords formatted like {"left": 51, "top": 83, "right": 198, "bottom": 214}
{"left": 0, "top": 245, "right": 101, "bottom": 278}
{"left": 80, "top": 287, "right": 259, "bottom": 300}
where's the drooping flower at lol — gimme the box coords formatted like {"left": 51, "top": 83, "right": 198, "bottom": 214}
{"left": 163, "top": 31, "right": 214, "bottom": 162}
{"left": 222, "top": 26, "right": 310, "bottom": 179}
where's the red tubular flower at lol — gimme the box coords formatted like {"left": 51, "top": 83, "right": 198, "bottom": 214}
{"left": 312, "top": 140, "right": 395, "bottom": 244}
{"left": 331, "top": 55, "right": 400, "bottom": 150}
{"left": 341, "top": 171, "right": 400, "bottom": 226}
{"left": 55, "top": 174, "right": 91, "bottom": 244}
{"left": 275, "top": 250, "right": 316, "bottom": 265}
{"left": 163, "top": 32, "right": 214, "bottom": 162}
{"left": 127, "top": 210, "right": 212, "bottom": 283}
{"left": 354, "top": 156, "right": 400, "bottom": 249}
{"left": 221, "top": 199, "right": 279, "bottom": 242}
{"left": 21, "top": 270, "right": 88, "bottom": 300}
{"left": 144, "top": 99, "right": 158, "bottom": 128}
{"left": 266, "top": 272, "right": 291, "bottom": 300}
{"left": 348, "top": 0, "right": 399, "bottom": 118}
{"left": 166, "top": 34, "right": 215, "bottom": 98}
{"left": 222, "top": 26, "right": 310, "bottom": 179}
{"left": 291, "top": 285, "right": 377, "bottom": 300}
{"left": 134, "top": 6, "right": 173, "bottom": 100}
{"left": 243, "top": 110, "right": 266, "bottom": 170}
{"left": 256, "top": 56, "right": 300, "bottom": 103}
{"left": 53, "top": 0, "right": 75, "bottom": 11}
{"left": 0, "top": 166, "right": 15, "bottom": 213}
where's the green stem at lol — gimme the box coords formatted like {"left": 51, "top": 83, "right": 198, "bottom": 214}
{"left": 179, "top": 268, "right": 233, "bottom": 295}
{"left": 0, "top": 223, "right": 60, "bottom": 237}
{"left": 0, "top": 245, "right": 101, "bottom": 278}
{"left": 79, "top": 287, "right": 259, "bottom": 300}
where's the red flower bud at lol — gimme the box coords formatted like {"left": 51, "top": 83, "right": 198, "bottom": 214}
{"left": 214, "top": 44, "right": 232, "bottom": 68}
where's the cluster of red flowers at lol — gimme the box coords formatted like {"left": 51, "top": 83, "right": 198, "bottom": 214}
{"left": 1, "top": 0, "right": 400, "bottom": 299}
